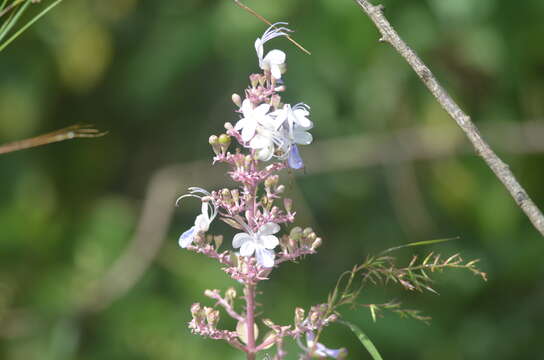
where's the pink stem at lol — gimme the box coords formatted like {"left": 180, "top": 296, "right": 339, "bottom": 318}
{"left": 245, "top": 283, "right": 257, "bottom": 360}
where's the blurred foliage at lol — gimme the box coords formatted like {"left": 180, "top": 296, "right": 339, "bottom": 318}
{"left": 1, "top": 0, "right": 544, "bottom": 359}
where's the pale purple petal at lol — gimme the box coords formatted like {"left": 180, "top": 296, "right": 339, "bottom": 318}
{"left": 261, "top": 235, "right": 279, "bottom": 249}
{"left": 233, "top": 233, "right": 251, "bottom": 248}
{"left": 288, "top": 145, "right": 304, "bottom": 169}
{"left": 178, "top": 226, "right": 196, "bottom": 248}
{"left": 255, "top": 247, "right": 275, "bottom": 268}
{"left": 259, "top": 222, "right": 280, "bottom": 235}
{"left": 240, "top": 241, "right": 256, "bottom": 257}
{"left": 293, "top": 128, "right": 313, "bottom": 145}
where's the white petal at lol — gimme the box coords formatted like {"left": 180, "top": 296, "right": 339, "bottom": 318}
{"left": 240, "top": 241, "right": 256, "bottom": 256}
{"left": 250, "top": 134, "right": 271, "bottom": 149}
{"left": 241, "top": 99, "right": 253, "bottom": 116}
{"left": 254, "top": 38, "right": 264, "bottom": 62}
{"left": 293, "top": 109, "right": 312, "bottom": 128}
{"left": 257, "top": 146, "right": 274, "bottom": 161}
{"left": 260, "top": 235, "right": 279, "bottom": 249}
{"left": 241, "top": 121, "right": 257, "bottom": 142}
{"left": 194, "top": 214, "right": 210, "bottom": 232}
{"left": 255, "top": 248, "right": 275, "bottom": 268}
{"left": 234, "top": 118, "right": 246, "bottom": 131}
{"left": 233, "top": 233, "right": 251, "bottom": 248}
{"left": 178, "top": 226, "right": 196, "bottom": 248}
{"left": 270, "top": 64, "right": 282, "bottom": 80}
{"left": 259, "top": 222, "right": 280, "bottom": 235}
{"left": 254, "top": 103, "right": 271, "bottom": 117}
{"left": 263, "top": 49, "right": 286, "bottom": 65}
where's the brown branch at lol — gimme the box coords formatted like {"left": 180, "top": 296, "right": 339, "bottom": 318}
{"left": 0, "top": 124, "right": 107, "bottom": 155}
{"left": 353, "top": 0, "right": 544, "bottom": 237}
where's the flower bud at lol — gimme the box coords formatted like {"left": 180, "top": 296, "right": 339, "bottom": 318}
{"left": 224, "top": 122, "right": 233, "bottom": 130}
{"left": 274, "top": 85, "right": 286, "bottom": 92}
{"left": 225, "top": 287, "right": 237, "bottom": 302}
{"left": 276, "top": 185, "right": 285, "bottom": 193}
{"left": 290, "top": 227, "right": 302, "bottom": 241}
{"left": 205, "top": 307, "right": 220, "bottom": 326}
{"left": 208, "top": 135, "right": 221, "bottom": 155}
{"left": 258, "top": 74, "right": 266, "bottom": 86}
{"left": 264, "top": 175, "right": 278, "bottom": 189}
{"left": 204, "top": 289, "right": 216, "bottom": 298}
{"left": 244, "top": 155, "right": 253, "bottom": 167}
{"left": 231, "top": 93, "right": 242, "bottom": 107}
{"left": 294, "top": 307, "right": 305, "bottom": 326}
{"left": 311, "top": 237, "right": 322, "bottom": 250}
{"left": 262, "top": 318, "right": 275, "bottom": 328}
{"left": 218, "top": 134, "right": 231, "bottom": 153}
{"left": 221, "top": 188, "right": 231, "bottom": 199}
{"left": 283, "top": 198, "right": 293, "bottom": 213}
{"left": 249, "top": 74, "right": 260, "bottom": 87}
{"left": 231, "top": 189, "right": 240, "bottom": 203}
{"left": 303, "top": 227, "right": 313, "bottom": 237}
{"left": 191, "top": 303, "right": 202, "bottom": 318}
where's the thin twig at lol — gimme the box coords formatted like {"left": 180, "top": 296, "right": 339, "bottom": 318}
{"left": 0, "top": 124, "right": 107, "bottom": 155}
{"left": 353, "top": 0, "right": 544, "bottom": 237}
{"left": 233, "top": 0, "right": 311, "bottom": 55}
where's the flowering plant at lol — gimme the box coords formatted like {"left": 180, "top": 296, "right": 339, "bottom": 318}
{"left": 176, "top": 23, "right": 486, "bottom": 360}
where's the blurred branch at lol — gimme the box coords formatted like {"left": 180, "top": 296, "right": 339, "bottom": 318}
{"left": 353, "top": 0, "right": 544, "bottom": 237}
{"left": 233, "top": 0, "right": 311, "bottom": 55}
{"left": 0, "top": 124, "right": 107, "bottom": 155}
{"left": 81, "top": 120, "right": 544, "bottom": 313}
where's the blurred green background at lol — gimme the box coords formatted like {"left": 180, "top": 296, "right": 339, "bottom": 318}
{"left": 1, "top": 0, "right": 544, "bottom": 359}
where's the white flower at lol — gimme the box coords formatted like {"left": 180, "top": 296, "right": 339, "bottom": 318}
{"left": 255, "top": 22, "right": 291, "bottom": 79}
{"left": 272, "top": 103, "right": 313, "bottom": 130}
{"left": 232, "top": 222, "right": 280, "bottom": 267}
{"left": 177, "top": 187, "right": 217, "bottom": 248}
{"left": 235, "top": 99, "right": 272, "bottom": 142}
{"left": 248, "top": 117, "right": 284, "bottom": 161}
{"left": 271, "top": 103, "right": 313, "bottom": 168}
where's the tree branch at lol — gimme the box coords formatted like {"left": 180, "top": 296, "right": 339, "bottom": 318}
{"left": 353, "top": 0, "right": 544, "bottom": 237}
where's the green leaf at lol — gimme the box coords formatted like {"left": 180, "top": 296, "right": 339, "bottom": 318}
{"left": 339, "top": 320, "right": 384, "bottom": 360}
{"left": 380, "top": 236, "right": 460, "bottom": 255}
{"left": 0, "top": 0, "right": 64, "bottom": 53}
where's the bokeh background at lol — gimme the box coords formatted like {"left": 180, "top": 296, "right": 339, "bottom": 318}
{"left": 1, "top": 0, "right": 544, "bottom": 359}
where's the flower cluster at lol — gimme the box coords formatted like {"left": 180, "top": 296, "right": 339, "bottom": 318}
{"left": 176, "top": 23, "right": 345, "bottom": 359}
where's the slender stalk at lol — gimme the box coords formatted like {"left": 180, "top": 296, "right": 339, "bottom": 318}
{"left": 0, "top": 0, "right": 24, "bottom": 19}
{"left": 245, "top": 283, "right": 257, "bottom": 360}
{"left": 353, "top": 0, "right": 544, "bottom": 237}
{"left": 0, "top": 124, "right": 106, "bottom": 155}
